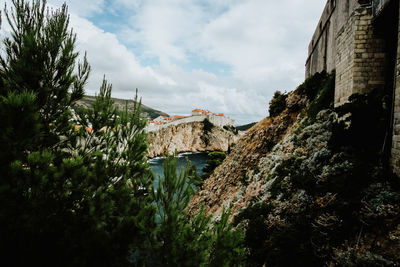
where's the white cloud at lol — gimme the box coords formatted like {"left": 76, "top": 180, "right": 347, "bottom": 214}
{"left": 1, "top": 0, "right": 327, "bottom": 125}
{"left": 69, "top": 14, "right": 178, "bottom": 96}
{"left": 121, "top": 0, "right": 206, "bottom": 62}
{"left": 199, "top": 0, "right": 321, "bottom": 82}
{"left": 112, "top": 0, "right": 325, "bottom": 123}
{"left": 49, "top": 0, "right": 106, "bottom": 17}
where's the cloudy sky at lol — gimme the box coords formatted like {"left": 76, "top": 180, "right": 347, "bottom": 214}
{"left": 2, "top": 0, "right": 326, "bottom": 125}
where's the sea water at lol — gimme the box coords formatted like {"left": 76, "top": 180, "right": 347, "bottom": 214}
{"left": 149, "top": 152, "right": 209, "bottom": 178}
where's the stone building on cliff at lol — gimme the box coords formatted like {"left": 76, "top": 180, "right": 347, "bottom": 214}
{"left": 306, "top": 0, "right": 400, "bottom": 174}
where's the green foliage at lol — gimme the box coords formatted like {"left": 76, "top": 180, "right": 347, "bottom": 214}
{"left": 73, "top": 95, "right": 169, "bottom": 120}
{"left": 235, "top": 78, "right": 400, "bottom": 266}
{"left": 0, "top": 1, "right": 154, "bottom": 266}
{"left": 0, "top": 90, "right": 40, "bottom": 162}
{"left": 202, "top": 151, "right": 227, "bottom": 179}
{"left": 240, "top": 172, "right": 249, "bottom": 187}
{"left": 223, "top": 125, "right": 238, "bottom": 134}
{"left": 150, "top": 155, "right": 206, "bottom": 265}
{"left": 306, "top": 71, "right": 335, "bottom": 121}
{"left": 236, "top": 122, "right": 256, "bottom": 131}
{"left": 209, "top": 206, "right": 246, "bottom": 267}
{"left": 235, "top": 202, "right": 321, "bottom": 267}
{"left": 228, "top": 142, "right": 236, "bottom": 154}
{"left": 233, "top": 202, "right": 274, "bottom": 266}
{"left": 268, "top": 90, "right": 287, "bottom": 117}
{"left": 203, "top": 118, "right": 214, "bottom": 133}
{"left": 0, "top": 1, "right": 247, "bottom": 266}
{"left": 149, "top": 156, "right": 246, "bottom": 266}
{"left": 0, "top": 0, "right": 90, "bottom": 150}
{"left": 334, "top": 249, "right": 395, "bottom": 267}
{"left": 297, "top": 70, "right": 329, "bottom": 101}
{"left": 269, "top": 156, "right": 312, "bottom": 198}
{"left": 253, "top": 166, "right": 260, "bottom": 174}
{"left": 202, "top": 118, "right": 214, "bottom": 146}
{"left": 331, "top": 89, "right": 390, "bottom": 157}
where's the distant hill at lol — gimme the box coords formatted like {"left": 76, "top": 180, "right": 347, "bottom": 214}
{"left": 236, "top": 122, "right": 257, "bottom": 131}
{"left": 74, "top": 95, "right": 169, "bottom": 120}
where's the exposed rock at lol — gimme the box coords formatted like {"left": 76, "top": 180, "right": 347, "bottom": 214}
{"left": 188, "top": 83, "right": 400, "bottom": 264}
{"left": 147, "top": 121, "right": 238, "bottom": 158}
{"left": 187, "top": 105, "right": 300, "bottom": 218}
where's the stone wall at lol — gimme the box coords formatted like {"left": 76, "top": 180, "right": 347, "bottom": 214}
{"left": 305, "top": 0, "right": 337, "bottom": 77}
{"left": 305, "top": 0, "right": 360, "bottom": 78}
{"left": 145, "top": 114, "right": 234, "bottom": 132}
{"left": 335, "top": 12, "right": 356, "bottom": 105}
{"left": 335, "top": 6, "right": 386, "bottom": 106}
{"left": 307, "top": 1, "right": 386, "bottom": 106}
{"left": 307, "top": 0, "right": 400, "bottom": 174}
{"left": 391, "top": 2, "right": 400, "bottom": 175}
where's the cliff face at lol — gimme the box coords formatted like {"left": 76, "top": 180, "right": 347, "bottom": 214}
{"left": 187, "top": 72, "right": 330, "bottom": 219}
{"left": 187, "top": 72, "right": 400, "bottom": 265}
{"left": 187, "top": 108, "right": 301, "bottom": 219}
{"left": 147, "top": 121, "right": 237, "bottom": 158}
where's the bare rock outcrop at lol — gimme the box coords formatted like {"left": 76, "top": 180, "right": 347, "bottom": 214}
{"left": 147, "top": 121, "right": 237, "bottom": 158}
{"left": 187, "top": 111, "right": 300, "bottom": 219}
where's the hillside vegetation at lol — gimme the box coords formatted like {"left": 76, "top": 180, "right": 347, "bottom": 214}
{"left": 236, "top": 122, "right": 257, "bottom": 131}
{"left": 0, "top": 1, "right": 243, "bottom": 266}
{"left": 74, "top": 95, "right": 169, "bottom": 120}
{"left": 188, "top": 71, "right": 400, "bottom": 266}
{"left": 2, "top": 0, "right": 400, "bottom": 266}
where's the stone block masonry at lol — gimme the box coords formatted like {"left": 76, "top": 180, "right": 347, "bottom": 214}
{"left": 307, "top": 1, "right": 387, "bottom": 107}
{"left": 391, "top": 2, "right": 400, "bottom": 175}
{"left": 307, "top": 0, "right": 400, "bottom": 175}
{"left": 335, "top": 7, "right": 386, "bottom": 106}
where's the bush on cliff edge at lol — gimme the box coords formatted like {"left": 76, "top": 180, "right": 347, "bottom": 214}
{"left": 234, "top": 71, "right": 400, "bottom": 266}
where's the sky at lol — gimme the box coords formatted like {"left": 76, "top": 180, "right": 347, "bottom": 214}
{"left": 1, "top": 0, "right": 327, "bottom": 125}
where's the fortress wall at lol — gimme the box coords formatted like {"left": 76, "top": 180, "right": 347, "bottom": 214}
{"left": 146, "top": 115, "right": 207, "bottom": 132}
{"left": 305, "top": 0, "right": 361, "bottom": 79}
{"left": 350, "top": 8, "right": 386, "bottom": 95}
{"left": 207, "top": 115, "right": 234, "bottom": 128}
{"left": 145, "top": 114, "right": 234, "bottom": 132}
{"left": 335, "top": 6, "right": 386, "bottom": 106}
{"left": 335, "top": 12, "right": 356, "bottom": 105}
{"left": 391, "top": 2, "right": 400, "bottom": 174}
{"left": 306, "top": 0, "right": 337, "bottom": 77}
{"left": 308, "top": 0, "right": 400, "bottom": 174}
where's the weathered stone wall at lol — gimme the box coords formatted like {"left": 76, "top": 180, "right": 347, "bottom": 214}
{"left": 145, "top": 114, "right": 234, "bottom": 132}
{"left": 306, "top": 0, "right": 337, "bottom": 77}
{"left": 305, "top": 0, "right": 361, "bottom": 78}
{"left": 391, "top": 2, "right": 400, "bottom": 175}
{"left": 335, "top": 12, "right": 356, "bottom": 105}
{"left": 307, "top": 1, "right": 386, "bottom": 106}
{"left": 335, "top": 7, "right": 386, "bottom": 106}
{"left": 307, "top": 0, "right": 400, "bottom": 174}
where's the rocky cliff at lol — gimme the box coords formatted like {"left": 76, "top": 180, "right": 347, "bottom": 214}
{"left": 187, "top": 72, "right": 400, "bottom": 265}
{"left": 147, "top": 121, "right": 238, "bottom": 158}
{"left": 187, "top": 103, "right": 301, "bottom": 219}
